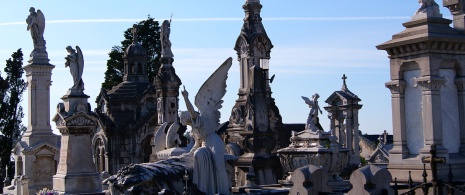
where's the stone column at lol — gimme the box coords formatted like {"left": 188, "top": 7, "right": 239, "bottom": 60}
{"left": 344, "top": 113, "right": 353, "bottom": 155}
{"left": 353, "top": 110, "right": 360, "bottom": 158}
{"left": 455, "top": 77, "right": 465, "bottom": 154}
{"left": 52, "top": 94, "right": 101, "bottom": 194}
{"left": 416, "top": 76, "right": 448, "bottom": 156}
{"left": 385, "top": 80, "right": 408, "bottom": 162}
{"left": 16, "top": 17, "right": 60, "bottom": 193}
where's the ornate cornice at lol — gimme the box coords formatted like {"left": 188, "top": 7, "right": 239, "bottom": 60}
{"left": 384, "top": 40, "right": 465, "bottom": 58}
{"left": 385, "top": 80, "right": 407, "bottom": 94}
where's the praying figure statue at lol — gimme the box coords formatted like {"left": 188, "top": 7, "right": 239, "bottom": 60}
{"left": 160, "top": 20, "right": 173, "bottom": 57}
{"left": 302, "top": 93, "right": 324, "bottom": 131}
{"left": 179, "top": 57, "right": 232, "bottom": 194}
{"left": 65, "top": 46, "right": 84, "bottom": 92}
{"left": 26, "top": 7, "right": 46, "bottom": 47}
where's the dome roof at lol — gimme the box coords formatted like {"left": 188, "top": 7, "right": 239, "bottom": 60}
{"left": 125, "top": 42, "right": 146, "bottom": 57}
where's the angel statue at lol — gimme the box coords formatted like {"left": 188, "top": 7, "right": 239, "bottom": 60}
{"left": 302, "top": 93, "right": 324, "bottom": 131}
{"left": 65, "top": 46, "right": 84, "bottom": 92}
{"left": 103, "top": 58, "right": 234, "bottom": 194}
{"left": 179, "top": 57, "right": 232, "bottom": 194}
{"left": 160, "top": 20, "right": 173, "bottom": 57}
{"left": 26, "top": 7, "right": 46, "bottom": 47}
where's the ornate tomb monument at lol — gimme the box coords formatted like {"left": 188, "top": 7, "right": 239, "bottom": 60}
{"left": 4, "top": 8, "right": 61, "bottom": 195}
{"left": 226, "top": 0, "right": 285, "bottom": 187}
{"left": 377, "top": 0, "right": 465, "bottom": 181}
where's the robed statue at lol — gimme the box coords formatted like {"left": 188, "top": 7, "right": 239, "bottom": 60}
{"left": 161, "top": 20, "right": 173, "bottom": 57}
{"left": 65, "top": 46, "right": 84, "bottom": 92}
{"left": 179, "top": 57, "right": 232, "bottom": 194}
{"left": 26, "top": 7, "right": 46, "bottom": 47}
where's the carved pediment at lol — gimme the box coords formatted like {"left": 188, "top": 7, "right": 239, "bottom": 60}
{"left": 66, "top": 116, "right": 95, "bottom": 126}
{"left": 36, "top": 147, "right": 55, "bottom": 157}
{"left": 21, "top": 142, "right": 60, "bottom": 155}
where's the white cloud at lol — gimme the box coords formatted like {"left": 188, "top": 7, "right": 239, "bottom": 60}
{"left": 0, "top": 16, "right": 410, "bottom": 26}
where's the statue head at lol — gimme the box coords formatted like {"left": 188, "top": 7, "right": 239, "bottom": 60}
{"left": 65, "top": 46, "right": 75, "bottom": 53}
{"left": 179, "top": 111, "right": 191, "bottom": 126}
{"left": 312, "top": 93, "right": 320, "bottom": 100}
{"left": 29, "top": 7, "right": 35, "bottom": 13}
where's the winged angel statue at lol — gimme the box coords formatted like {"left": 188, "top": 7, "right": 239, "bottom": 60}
{"left": 104, "top": 58, "right": 233, "bottom": 195}
{"left": 65, "top": 46, "right": 84, "bottom": 92}
{"left": 26, "top": 7, "right": 46, "bottom": 47}
{"left": 302, "top": 93, "right": 324, "bottom": 131}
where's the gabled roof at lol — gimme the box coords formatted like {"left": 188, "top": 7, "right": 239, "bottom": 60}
{"left": 325, "top": 74, "right": 361, "bottom": 104}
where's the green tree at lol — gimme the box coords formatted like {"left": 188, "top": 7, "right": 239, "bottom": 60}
{"left": 0, "top": 49, "right": 27, "bottom": 191}
{"left": 101, "top": 16, "right": 161, "bottom": 90}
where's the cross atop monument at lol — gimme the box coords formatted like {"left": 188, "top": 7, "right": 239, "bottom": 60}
{"left": 132, "top": 24, "right": 139, "bottom": 44}
{"left": 341, "top": 74, "right": 348, "bottom": 90}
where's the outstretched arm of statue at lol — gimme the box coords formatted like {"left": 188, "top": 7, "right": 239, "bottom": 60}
{"left": 181, "top": 86, "right": 199, "bottom": 120}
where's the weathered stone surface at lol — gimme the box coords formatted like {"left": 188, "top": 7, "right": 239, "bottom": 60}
{"left": 290, "top": 165, "right": 332, "bottom": 195}
{"left": 348, "top": 165, "right": 394, "bottom": 195}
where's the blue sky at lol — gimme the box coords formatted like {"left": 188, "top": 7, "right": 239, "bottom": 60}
{"left": 0, "top": 1, "right": 453, "bottom": 135}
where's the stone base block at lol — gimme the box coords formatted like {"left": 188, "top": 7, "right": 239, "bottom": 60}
{"left": 53, "top": 173, "right": 101, "bottom": 194}
{"left": 388, "top": 160, "right": 465, "bottom": 182}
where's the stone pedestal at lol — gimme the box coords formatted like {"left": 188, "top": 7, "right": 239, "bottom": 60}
{"left": 52, "top": 93, "right": 101, "bottom": 194}
{"left": 4, "top": 43, "right": 60, "bottom": 195}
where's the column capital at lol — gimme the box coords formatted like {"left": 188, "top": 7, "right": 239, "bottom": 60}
{"left": 416, "top": 76, "right": 446, "bottom": 91}
{"left": 455, "top": 76, "right": 465, "bottom": 90}
{"left": 385, "top": 80, "right": 406, "bottom": 94}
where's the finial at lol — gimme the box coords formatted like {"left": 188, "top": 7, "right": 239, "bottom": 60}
{"left": 341, "top": 74, "right": 348, "bottom": 90}
{"left": 132, "top": 24, "right": 139, "bottom": 44}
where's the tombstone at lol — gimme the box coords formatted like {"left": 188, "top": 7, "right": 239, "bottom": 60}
{"left": 52, "top": 46, "right": 101, "bottom": 194}
{"left": 348, "top": 165, "right": 394, "bottom": 195}
{"left": 290, "top": 165, "right": 332, "bottom": 195}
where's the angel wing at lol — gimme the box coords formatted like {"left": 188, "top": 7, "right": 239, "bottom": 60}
{"left": 153, "top": 122, "right": 169, "bottom": 153}
{"left": 301, "top": 96, "right": 313, "bottom": 106}
{"left": 194, "top": 57, "right": 233, "bottom": 130}
{"left": 76, "top": 46, "right": 84, "bottom": 82}
{"left": 166, "top": 122, "right": 180, "bottom": 149}
{"left": 36, "top": 10, "right": 46, "bottom": 38}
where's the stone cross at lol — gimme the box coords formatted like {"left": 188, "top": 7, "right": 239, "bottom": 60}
{"left": 132, "top": 24, "right": 139, "bottom": 44}
{"left": 342, "top": 74, "right": 348, "bottom": 90}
